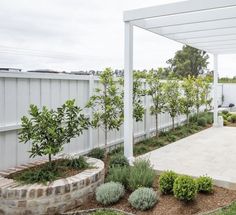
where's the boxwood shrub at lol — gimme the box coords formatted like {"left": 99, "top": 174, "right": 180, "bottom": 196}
{"left": 173, "top": 175, "right": 198, "bottom": 201}
{"left": 159, "top": 170, "right": 178, "bottom": 194}
{"left": 196, "top": 176, "right": 213, "bottom": 193}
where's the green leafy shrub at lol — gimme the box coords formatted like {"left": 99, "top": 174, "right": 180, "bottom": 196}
{"left": 109, "top": 146, "right": 124, "bottom": 156}
{"left": 128, "top": 159, "right": 156, "bottom": 191}
{"left": 196, "top": 176, "right": 213, "bottom": 193}
{"left": 173, "top": 175, "right": 198, "bottom": 201}
{"left": 88, "top": 148, "right": 105, "bottom": 160}
{"left": 197, "top": 117, "right": 207, "bottom": 127}
{"left": 159, "top": 170, "right": 178, "bottom": 194}
{"left": 227, "top": 116, "right": 232, "bottom": 122}
{"left": 128, "top": 188, "right": 157, "bottom": 211}
{"left": 64, "top": 156, "right": 89, "bottom": 169}
{"left": 109, "top": 154, "right": 129, "bottom": 167}
{"left": 106, "top": 166, "right": 130, "bottom": 187}
{"left": 134, "top": 144, "right": 149, "bottom": 155}
{"left": 19, "top": 100, "right": 90, "bottom": 165}
{"left": 222, "top": 110, "right": 229, "bottom": 115}
{"left": 224, "top": 120, "right": 229, "bottom": 126}
{"left": 13, "top": 162, "right": 60, "bottom": 184}
{"left": 231, "top": 114, "right": 236, "bottom": 123}
{"left": 96, "top": 182, "right": 125, "bottom": 206}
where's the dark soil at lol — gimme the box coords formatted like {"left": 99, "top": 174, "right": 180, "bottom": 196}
{"left": 71, "top": 185, "right": 236, "bottom": 215}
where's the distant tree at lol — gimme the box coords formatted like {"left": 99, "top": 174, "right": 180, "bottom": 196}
{"left": 164, "top": 79, "right": 181, "bottom": 130}
{"left": 146, "top": 69, "right": 166, "bottom": 137}
{"left": 180, "top": 76, "right": 195, "bottom": 124}
{"left": 86, "top": 68, "right": 123, "bottom": 160}
{"left": 167, "top": 45, "right": 209, "bottom": 78}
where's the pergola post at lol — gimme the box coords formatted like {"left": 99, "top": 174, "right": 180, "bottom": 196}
{"left": 213, "top": 54, "right": 219, "bottom": 127}
{"left": 124, "top": 22, "right": 133, "bottom": 160}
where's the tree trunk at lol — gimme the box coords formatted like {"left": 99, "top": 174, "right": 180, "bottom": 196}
{"left": 48, "top": 154, "right": 52, "bottom": 168}
{"left": 172, "top": 117, "right": 175, "bottom": 130}
{"left": 155, "top": 114, "right": 159, "bottom": 138}
{"left": 104, "top": 127, "right": 108, "bottom": 159}
{"left": 186, "top": 113, "right": 189, "bottom": 124}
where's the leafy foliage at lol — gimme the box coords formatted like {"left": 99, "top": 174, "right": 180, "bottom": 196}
{"left": 87, "top": 68, "right": 123, "bottom": 158}
{"left": 159, "top": 170, "right": 178, "bottom": 194}
{"left": 96, "top": 182, "right": 125, "bottom": 206}
{"left": 88, "top": 148, "right": 105, "bottom": 160}
{"left": 164, "top": 79, "right": 181, "bottom": 129}
{"left": 180, "top": 76, "right": 195, "bottom": 123}
{"left": 64, "top": 155, "right": 90, "bottom": 169}
{"left": 167, "top": 45, "right": 209, "bottom": 78}
{"left": 19, "top": 100, "right": 90, "bottom": 164}
{"left": 128, "top": 188, "right": 158, "bottom": 211}
{"left": 109, "top": 154, "right": 129, "bottom": 167}
{"left": 173, "top": 175, "right": 198, "bottom": 201}
{"left": 10, "top": 157, "right": 89, "bottom": 184}
{"left": 128, "top": 159, "right": 156, "bottom": 191}
{"left": 146, "top": 68, "right": 166, "bottom": 137}
{"left": 133, "top": 71, "right": 146, "bottom": 122}
{"left": 106, "top": 166, "right": 130, "bottom": 188}
{"left": 197, "top": 117, "right": 207, "bottom": 127}
{"left": 196, "top": 176, "right": 213, "bottom": 193}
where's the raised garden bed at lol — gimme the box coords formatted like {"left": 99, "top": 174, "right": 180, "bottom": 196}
{"left": 69, "top": 183, "right": 236, "bottom": 215}
{"left": 0, "top": 156, "right": 104, "bottom": 215}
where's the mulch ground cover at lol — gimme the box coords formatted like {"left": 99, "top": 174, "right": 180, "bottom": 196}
{"left": 70, "top": 179, "right": 236, "bottom": 215}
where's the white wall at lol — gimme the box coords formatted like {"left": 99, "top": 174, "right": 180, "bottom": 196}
{"left": 0, "top": 71, "right": 186, "bottom": 171}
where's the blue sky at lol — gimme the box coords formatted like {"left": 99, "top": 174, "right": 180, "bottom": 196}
{"left": 0, "top": 0, "right": 235, "bottom": 77}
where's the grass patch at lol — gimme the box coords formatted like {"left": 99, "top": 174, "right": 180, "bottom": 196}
{"left": 91, "top": 210, "right": 124, "bottom": 215}
{"left": 209, "top": 201, "right": 236, "bottom": 215}
{"left": 7, "top": 157, "right": 90, "bottom": 184}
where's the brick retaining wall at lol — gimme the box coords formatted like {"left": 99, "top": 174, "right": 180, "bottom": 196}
{"left": 0, "top": 157, "right": 104, "bottom": 215}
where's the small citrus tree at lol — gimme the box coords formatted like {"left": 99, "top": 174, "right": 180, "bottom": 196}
{"left": 146, "top": 68, "right": 165, "bottom": 137}
{"left": 133, "top": 70, "right": 146, "bottom": 122}
{"left": 86, "top": 68, "right": 123, "bottom": 159}
{"left": 164, "top": 79, "right": 181, "bottom": 130}
{"left": 202, "top": 77, "right": 212, "bottom": 111}
{"left": 193, "top": 76, "right": 205, "bottom": 119}
{"left": 180, "top": 76, "right": 195, "bottom": 124}
{"left": 19, "top": 100, "right": 90, "bottom": 166}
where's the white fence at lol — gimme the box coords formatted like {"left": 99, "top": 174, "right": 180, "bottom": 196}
{"left": 0, "top": 71, "right": 194, "bottom": 171}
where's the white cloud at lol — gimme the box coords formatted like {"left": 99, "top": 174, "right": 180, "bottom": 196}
{"left": 0, "top": 0, "right": 235, "bottom": 77}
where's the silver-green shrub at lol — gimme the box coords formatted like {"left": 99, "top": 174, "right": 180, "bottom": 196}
{"left": 128, "top": 188, "right": 158, "bottom": 211}
{"left": 96, "top": 182, "right": 125, "bottom": 206}
{"left": 106, "top": 166, "right": 130, "bottom": 188}
{"left": 128, "top": 159, "right": 156, "bottom": 191}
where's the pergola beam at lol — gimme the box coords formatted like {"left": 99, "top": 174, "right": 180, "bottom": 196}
{"left": 152, "top": 19, "right": 236, "bottom": 35}
{"left": 163, "top": 28, "right": 236, "bottom": 40}
{"left": 124, "top": 0, "right": 236, "bottom": 21}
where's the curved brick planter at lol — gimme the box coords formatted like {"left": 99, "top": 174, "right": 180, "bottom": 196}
{"left": 0, "top": 157, "right": 104, "bottom": 215}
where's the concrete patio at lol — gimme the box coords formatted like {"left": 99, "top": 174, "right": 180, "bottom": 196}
{"left": 139, "top": 127, "right": 236, "bottom": 190}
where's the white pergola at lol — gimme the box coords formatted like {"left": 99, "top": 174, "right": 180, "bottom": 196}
{"left": 123, "top": 0, "right": 236, "bottom": 160}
